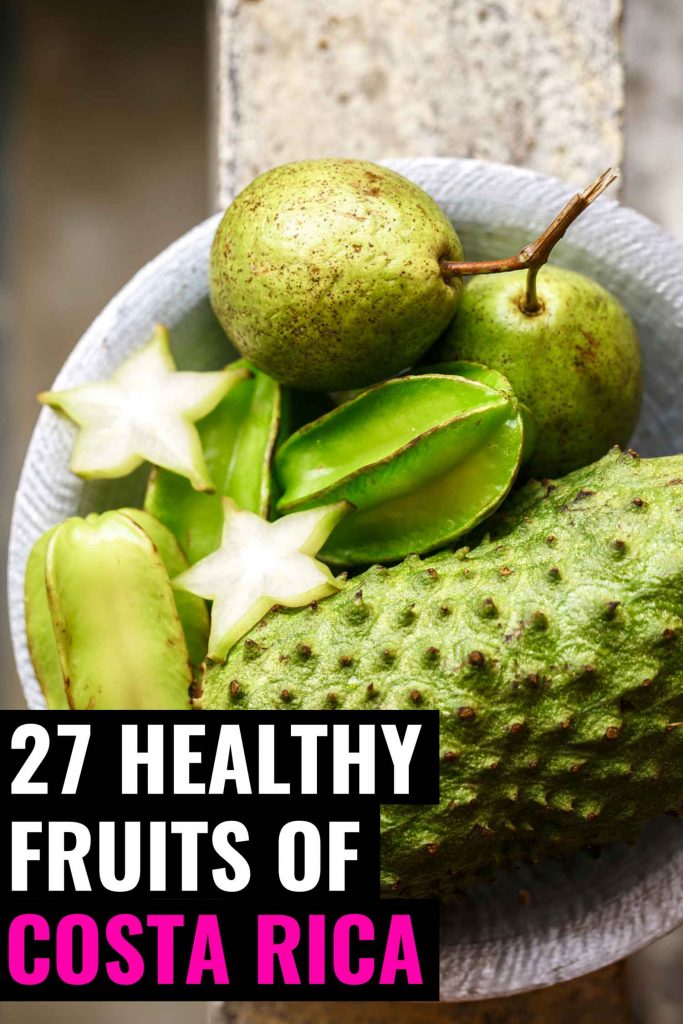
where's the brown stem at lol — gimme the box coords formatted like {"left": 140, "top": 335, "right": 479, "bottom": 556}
{"left": 441, "top": 168, "right": 619, "bottom": 312}
{"left": 524, "top": 265, "right": 541, "bottom": 313}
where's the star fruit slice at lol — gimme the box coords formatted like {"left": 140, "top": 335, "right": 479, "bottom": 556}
{"left": 173, "top": 499, "right": 350, "bottom": 661}
{"left": 39, "top": 324, "right": 249, "bottom": 491}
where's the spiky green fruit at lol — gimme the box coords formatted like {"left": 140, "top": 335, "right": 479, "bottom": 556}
{"left": 198, "top": 449, "right": 683, "bottom": 894}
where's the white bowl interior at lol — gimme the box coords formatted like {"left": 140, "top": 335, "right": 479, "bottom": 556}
{"left": 8, "top": 157, "right": 683, "bottom": 999}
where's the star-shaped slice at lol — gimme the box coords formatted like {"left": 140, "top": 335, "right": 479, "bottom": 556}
{"left": 173, "top": 498, "right": 350, "bottom": 660}
{"left": 39, "top": 325, "right": 249, "bottom": 491}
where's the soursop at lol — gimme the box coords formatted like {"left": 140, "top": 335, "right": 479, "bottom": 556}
{"left": 198, "top": 449, "right": 683, "bottom": 894}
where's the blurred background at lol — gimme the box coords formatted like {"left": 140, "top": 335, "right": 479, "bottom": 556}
{"left": 0, "top": 1, "right": 681, "bottom": 1021}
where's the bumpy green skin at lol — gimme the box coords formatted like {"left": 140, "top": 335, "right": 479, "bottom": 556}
{"left": 210, "top": 159, "right": 463, "bottom": 392}
{"left": 199, "top": 450, "right": 683, "bottom": 895}
{"left": 434, "top": 267, "right": 643, "bottom": 478}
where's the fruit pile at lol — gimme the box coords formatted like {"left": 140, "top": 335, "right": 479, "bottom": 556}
{"left": 26, "top": 159, "right": 682, "bottom": 892}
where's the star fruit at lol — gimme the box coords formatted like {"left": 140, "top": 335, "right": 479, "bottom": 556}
{"left": 173, "top": 499, "right": 350, "bottom": 660}
{"left": 39, "top": 325, "right": 248, "bottom": 491}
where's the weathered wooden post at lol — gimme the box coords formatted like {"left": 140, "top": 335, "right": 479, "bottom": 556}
{"left": 209, "top": 1, "right": 632, "bottom": 1019}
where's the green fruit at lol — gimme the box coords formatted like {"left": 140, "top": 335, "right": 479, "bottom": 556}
{"left": 24, "top": 525, "right": 66, "bottom": 710}
{"left": 434, "top": 266, "right": 642, "bottom": 477}
{"left": 199, "top": 449, "right": 683, "bottom": 894}
{"left": 415, "top": 360, "right": 539, "bottom": 467}
{"left": 276, "top": 373, "right": 525, "bottom": 565}
{"left": 418, "top": 359, "right": 513, "bottom": 393}
{"left": 145, "top": 363, "right": 329, "bottom": 564}
{"left": 145, "top": 363, "right": 283, "bottom": 564}
{"left": 26, "top": 509, "right": 209, "bottom": 705}
{"left": 209, "top": 159, "right": 463, "bottom": 392}
{"left": 39, "top": 325, "right": 248, "bottom": 490}
{"left": 28, "top": 511, "right": 195, "bottom": 710}
{"left": 173, "top": 498, "right": 349, "bottom": 660}
{"left": 118, "top": 508, "right": 209, "bottom": 666}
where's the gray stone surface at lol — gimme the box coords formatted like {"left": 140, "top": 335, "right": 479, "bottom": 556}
{"left": 623, "top": 0, "right": 683, "bottom": 240}
{"left": 214, "top": 0, "right": 624, "bottom": 208}
{"left": 620, "top": 7, "right": 683, "bottom": 1018}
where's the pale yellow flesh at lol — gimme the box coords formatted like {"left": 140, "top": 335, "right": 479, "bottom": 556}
{"left": 39, "top": 325, "right": 249, "bottom": 490}
{"left": 174, "top": 499, "right": 349, "bottom": 660}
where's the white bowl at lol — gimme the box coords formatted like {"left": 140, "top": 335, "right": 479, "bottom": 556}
{"left": 8, "top": 158, "right": 683, "bottom": 1000}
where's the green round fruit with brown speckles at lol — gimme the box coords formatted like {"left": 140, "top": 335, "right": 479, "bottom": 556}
{"left": 209, "top": 159, "right": 463, "bottom": 392}
{"left": 434, "top": 266, "right": 643, "bottom": 478}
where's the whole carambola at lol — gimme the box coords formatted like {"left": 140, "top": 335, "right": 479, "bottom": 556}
{"left": 25, "top": 510, "right": 207, "bottom": 710}
{"left": 199, "top": 450, "right": 683, "bottom": 894}
{"left": 276, "top": 371, "right": 525, "bottom": 565}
